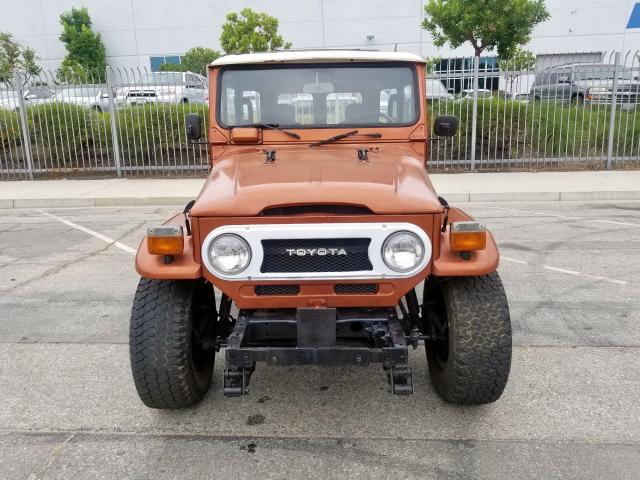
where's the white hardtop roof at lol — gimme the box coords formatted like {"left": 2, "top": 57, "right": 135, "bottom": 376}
{"left": 211, "top": 50, "right": 426, "bottom": 66}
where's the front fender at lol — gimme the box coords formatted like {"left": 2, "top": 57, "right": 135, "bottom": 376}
{"left": 134, "top": 213, "right": 202, "bottom": 279}
{"left": 431, "top": 207, "right": 500, "bottom": 277}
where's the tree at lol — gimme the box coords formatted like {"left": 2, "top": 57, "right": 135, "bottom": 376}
{"left": 159, "top": 62, "right": 186, "bottom": 73}
{"left": 426, "top": 56, "right": 443, "bottom": 74}
{"left": 0, "top": 32, "right": 41, "bottom": 85}
{"left": 220, "top": 8, "right": 292, "bottom": 54}
{"left": 160, "top": 47, "right": 221, "bottom": 75}
{"left": 498, "top": 48, "right": 536, "bottom": 71}
{"left": 499, "top": 48, "right": 536, "bottom": 93}
{"left": 422, "top": 0, "right": 550, "bottom": 58}
{"left": 58, "top": 7, "right": 107, "bottom": 82}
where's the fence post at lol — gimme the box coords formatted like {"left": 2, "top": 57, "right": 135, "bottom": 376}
{"left": 106, "top": 66, "right": 122, "bottom": 177}
{"left": 14, "top": 71, "right": 34, "bottom": 180}
{"left": 606, "top": 52, "right": 621, "bottom": 170}
{"left": 470, "top": 55, "right": 480, "bottom": 171}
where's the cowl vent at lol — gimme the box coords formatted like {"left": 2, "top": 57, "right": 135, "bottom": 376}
{"left": 260, "top": 204, "right": 373, "bottom": 216}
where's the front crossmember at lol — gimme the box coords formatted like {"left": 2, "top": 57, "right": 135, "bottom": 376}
{"left": 222, "top": 307, "right": 414, "bottom": 396}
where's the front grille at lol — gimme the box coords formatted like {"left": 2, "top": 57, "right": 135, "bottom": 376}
{"left": 255, "top": 285, "right": 300, "bottom": 296}
{"left": 334, "top": 284, "right": 379, "bottom": 295}
{"left": 261, "top": 238, "right": 372, "bottom": 273}
{"left": 260, "top": 204, "right": 373, "bottom": 216}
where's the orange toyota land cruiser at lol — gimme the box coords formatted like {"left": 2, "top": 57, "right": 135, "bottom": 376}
{"left": 130, "top": 50, "right": 512, "bottom": 408}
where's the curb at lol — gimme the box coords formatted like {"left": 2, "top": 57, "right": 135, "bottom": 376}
{"left": 3, "top": 190, "right": 640, "bottom": 208}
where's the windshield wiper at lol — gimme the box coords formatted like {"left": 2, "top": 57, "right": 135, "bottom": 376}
{"left": 233, "top": 123, "right": 300, "bottom": 139}
{"left": 309, "top": 130, "right": 382, "bottom": 147}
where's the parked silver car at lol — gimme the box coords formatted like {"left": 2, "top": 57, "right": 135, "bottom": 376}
{"left": 530, "top": 63, "right": 640, "bottom": 106}
{"left": 116, "top": 71, "right": 208, "bottom": 105}
{"left": 53, "top": 85, "right": 114, "bottom": 111}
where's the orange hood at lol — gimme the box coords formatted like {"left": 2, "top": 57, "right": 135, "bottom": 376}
{"left": 190, "top": 143, "right": 442, "bottom": 217}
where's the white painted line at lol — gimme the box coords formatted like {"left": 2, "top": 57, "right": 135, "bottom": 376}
{"left": 501, "top": 256, "right": 529, "bottom": 265}
{"left": 501, "top": 255, "right": 627, "bottom": 285}
{"left": 542, "top": 264, "right": 626, "bottom": 285}
{"left": 543, "top": 265, "right": 581, "bottom": 275}
{"left": 592, "top": 219, "right": 640, "bottom": 228}
{"left": 478, "top": 205, "right": 638, "bottom": 227}
{"left": 478, "top": 205, "right": 580, "bottom": 219}
{"left": 37, "top": 209, "right": 137, "bottom": 256}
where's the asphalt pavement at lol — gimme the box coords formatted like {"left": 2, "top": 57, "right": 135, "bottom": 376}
{"left": 0, "top": 201, "right": 639, "bottom": 479}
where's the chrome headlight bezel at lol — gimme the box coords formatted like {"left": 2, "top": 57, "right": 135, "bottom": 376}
{"left": 381, "top": 230, "right": 425, "bottom": 273}
{"left": 207, "top": 233, "right": 252, "bottom": 275}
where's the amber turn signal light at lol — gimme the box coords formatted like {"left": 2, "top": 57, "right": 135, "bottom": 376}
{"left": 449, "top": 221, "right": 487, "bottom": 252}
{"left": 147, "top": 226, "right": 184, "bottom": 256}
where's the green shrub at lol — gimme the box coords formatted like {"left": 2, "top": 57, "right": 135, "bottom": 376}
{"left": 113, "top": 103, "right": 209, "bottom": 164}
{"left": 0, "top": 108, "right": 22, "bottom": 147}
{"left": 429, "top": 98, "right": 640, "bottom": 168}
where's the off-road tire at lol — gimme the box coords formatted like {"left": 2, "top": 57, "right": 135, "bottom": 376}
{"left": 129, "top": 278, "right": 216, "bottom": 409}
{"left": 426, "top": 273, "right": 511, "bottom": 405}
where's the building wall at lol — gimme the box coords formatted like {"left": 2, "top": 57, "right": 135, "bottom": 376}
{"left": 1, "top": 0, "right": 640, "bottom": 71}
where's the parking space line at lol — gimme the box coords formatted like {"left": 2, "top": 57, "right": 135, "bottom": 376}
{"left": 37, "top": 209, "right": 137, "bottom": 256}
{"left": 501, "top": 256, "right": 529, "bottom": 265}
{"left": 501, "top": 255, "right": 626, "bottom": 285}
{"left": 592, "top": 219, "right": 640, "bottom": 228}
{"left": 478, "top": 205, "right": 639, "bottom": 228}
{"left": 543, "top": 265, "right": 581, "bottom": 275}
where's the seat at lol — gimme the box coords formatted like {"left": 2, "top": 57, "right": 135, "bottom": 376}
{"left": 344, "top": 103, "right": 378, "bottom": 123}
{"left": 387, "top": 93, "right": 400, "bottom": 120}
{"left": 236, "top": 97, "right": 254, "bottom": 125}
{"left": 266, "top": 104, "right": 296, "bottom": 125}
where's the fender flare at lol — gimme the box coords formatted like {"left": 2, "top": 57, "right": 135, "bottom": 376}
{"left": 431, "top": 207, "right": 500, "bottom": 276}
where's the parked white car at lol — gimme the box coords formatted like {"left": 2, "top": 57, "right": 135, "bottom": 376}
{"left": 0, "top": 87, "right": 56, "bottom": 112}
{"left": 116, "top": 71, "right": 208, "bottom": 105}
{"left": 426, "top": 79, "right": 454, "bottom": 101}
{"left": 456, "top": 89, "right": 493, "bottom": 101}
{"left": 53, "top": 85, "right": 114, "bottom": 111}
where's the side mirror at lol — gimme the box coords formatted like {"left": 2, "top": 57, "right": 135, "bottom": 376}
{"left": 434, "top": 115, "right": 459, "bottom": 137}
{"left": 185, "top": 113, "right": 202, "bottom": 141}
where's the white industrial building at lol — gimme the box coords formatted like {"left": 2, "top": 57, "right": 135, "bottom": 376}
{"left": 1, "top": 0, "right": 640, "bottom": 70}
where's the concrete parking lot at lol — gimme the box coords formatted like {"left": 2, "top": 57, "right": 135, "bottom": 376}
{"left": 0, "top": 201, "right": 639, "bottom": 479}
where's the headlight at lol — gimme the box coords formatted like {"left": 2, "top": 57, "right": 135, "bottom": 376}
{"left": 207, "top": 234, "right": 251, "bottom": 275}
{"left": 589, "top": 87, "right": 609, "bottom": 94}
{"left": 382, "top": 231, "right": 424, "bottom": 272}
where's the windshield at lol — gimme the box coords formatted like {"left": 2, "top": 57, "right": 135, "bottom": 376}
{"left": 140, "top": 72, "right": 183, "bottom": 84}
{"left": 217, "top": 63, "right": 419, "bottom": 128}
{"left": 573, "top": 67, "right": 634, "bottom": 81}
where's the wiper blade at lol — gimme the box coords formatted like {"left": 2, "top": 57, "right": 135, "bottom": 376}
{"left": 309, "top": 130, "right": 382, "bottom": 147}
{"left": 234, "top": 123, "right": 300, "bottom": 139}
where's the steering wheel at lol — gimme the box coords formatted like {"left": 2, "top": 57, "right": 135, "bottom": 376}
{"left": 342, "top": 111, "right": 396, "bottom": 124}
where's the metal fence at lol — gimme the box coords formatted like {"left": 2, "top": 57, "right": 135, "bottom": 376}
{"left": 428, "top": 51, "right": 640, "bottom": 171}
{"left": 0, "top": 67, "right": 210, "bottom": 179}
{"left": 2, "top": 52, "right": 640, "bottom": 179}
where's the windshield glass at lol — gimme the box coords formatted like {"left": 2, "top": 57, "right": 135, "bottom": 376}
{"left": 140, "top": 72, "right": 183, "bottom": 84}
{"left": 217, "top": 63, "right": 419, "bottom": 128}
{"left": 574, "top": 67, "right": 634, "bottom": 81}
